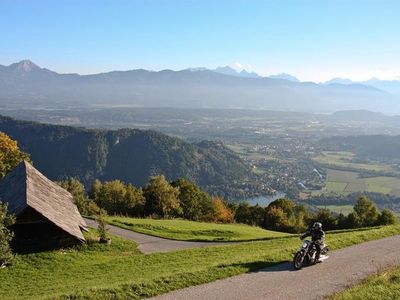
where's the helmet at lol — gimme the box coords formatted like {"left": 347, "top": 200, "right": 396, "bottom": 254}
{"left": 313, "top": 222, "right": 322, "bottom": 230}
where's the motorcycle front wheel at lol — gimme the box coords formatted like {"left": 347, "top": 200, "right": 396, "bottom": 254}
{"left": 293, "top": 252, "right": 304, "bottom": 270}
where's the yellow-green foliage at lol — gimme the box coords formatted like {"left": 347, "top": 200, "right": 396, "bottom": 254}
{"left": 0, "top": 131, "right": 30, "bottom": 179}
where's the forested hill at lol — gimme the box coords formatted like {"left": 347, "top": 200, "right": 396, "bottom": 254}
{"left": 0, "top": 116, "right": 251, "bottom": 193}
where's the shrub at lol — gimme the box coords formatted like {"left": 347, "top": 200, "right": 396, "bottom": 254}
{"left": 0, "top": 202, "right": 15, "bottom": 267}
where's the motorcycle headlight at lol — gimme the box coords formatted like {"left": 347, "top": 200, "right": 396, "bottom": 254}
{"left": 302, "top": 242, "right": 308, "bottom": 248}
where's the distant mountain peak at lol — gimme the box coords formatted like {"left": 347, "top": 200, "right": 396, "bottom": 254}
{"left": 268, "top": 73, "right": 299, "bottom": 82}
{"left": 214, "top": 65, "right": 261, "bottom": 78}
{"left": 324, "top": 78, "right": 355, "bottom": 85}
{"left": 9, "top": 59, "right": 40, "bottom": 72}
{"left": 214, "top": 66, "right": 238, "bottom": 75}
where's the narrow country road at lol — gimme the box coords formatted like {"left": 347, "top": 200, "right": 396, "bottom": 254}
{"left": 84, "top": 218, "right": 227, "bottom": 254}
{"left": 150, "top": 235, "right": 400, "bottom": 300}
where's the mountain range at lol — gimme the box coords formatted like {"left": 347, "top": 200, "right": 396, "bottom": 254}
{"left": 1, "top": 60, "right": 400, "bottom": 113}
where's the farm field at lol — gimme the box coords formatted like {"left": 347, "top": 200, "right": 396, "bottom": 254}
{"left": 312, "top": 169, "right": 400, "bottom": 197}
{"left": 313, "top": 151, "right": 395, "bottom": 173}
{"left": 1, "top": 225, "right": 400, "bottom": 299}
{"left": 105, "top": 216, "right": 290, "bottom": 241}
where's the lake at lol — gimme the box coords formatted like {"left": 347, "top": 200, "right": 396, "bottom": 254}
{"left": 247, "top": 191, "right": 286, "bottom": 207}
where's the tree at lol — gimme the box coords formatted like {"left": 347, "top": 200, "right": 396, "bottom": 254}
{"left": 263, "top": 206, "right": 291, "bottom": 232}
{"left": 0, "top": 132, "right": 30, "bottom": 179}
{"left": 0, "top": 202, "right": 15, "bottom": 267}
{"left": 210, "top": 197, "right": 234, "bottom": 223}
{"left": 58, "top": 178, "right": 100, "bottom": 215}
{"left": 235, "top": 203, "right": 253, "bottom": 225}
{"left": 90, "top": 180, "right": 144, "bottom": 216}
{"left": 264, "top": 199, "right": 308, "bottom": 233}
{"left": 268, "top": 198, "right": 295, "bottom": 216}
{"left": 353, "top": 196, "right": 379, "bottom": 227}
{"left": 235, "top": 203, "right": 265, "bottom": 226}
{"left": 311, "top": 209, "right": 337, "bottom": 231}
{"left": 94, "top": 180, "right": 127, "bottom": 215}
{"left": 346, "top": 211, "right": 361, "bottom": 228}
{"left": 89, "top": 179, "right": 102, "bottom": 203}
{"left": 125, "top": 184, "right": 145, "bottom": 217}
{"left": 143, "top": 175, "right": 181, "bottom": 218}
{"left": 377, "top": 209, "right": 398, "bottom": 225}
{"left": 172, "top": 178, "right": 213, "bottom": 221}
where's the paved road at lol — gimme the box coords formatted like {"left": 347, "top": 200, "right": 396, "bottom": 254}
{"left": 84, "top": 218, "right": 226, "bottom": 254}
{"left": 150, "top": 235, "right": 400, "bottom": 300}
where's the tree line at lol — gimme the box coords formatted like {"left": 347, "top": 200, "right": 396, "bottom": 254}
{"left": 233, "top": 196, "right": 397, "bottom": 233}
{"left": 59, "top": 176, "right": 234, "bottom": 223}
{"left": 60, "top": 175, "right": 398, "bottom": 235}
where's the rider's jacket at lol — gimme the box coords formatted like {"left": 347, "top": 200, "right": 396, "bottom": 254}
{"left": 300, "top": 228, "right": 325, "bottom": 244}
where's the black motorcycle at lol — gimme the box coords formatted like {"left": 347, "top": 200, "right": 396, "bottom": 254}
{"left": 293, "top": 239, "right": 329, "bottom": 270}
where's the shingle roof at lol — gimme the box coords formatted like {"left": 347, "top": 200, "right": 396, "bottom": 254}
{"left": 0, "top": 161, "right": 87, "bottom": 241}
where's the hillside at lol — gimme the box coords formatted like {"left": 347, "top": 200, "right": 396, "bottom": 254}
{"left": 1, "top": 60, "right": 399, "bottom": 113}
{"left": 0, "top": 116, "right": 251, "bottom": 194}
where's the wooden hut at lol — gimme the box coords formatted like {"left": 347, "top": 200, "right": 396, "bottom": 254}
{"left": 0, "top": 161, "right": 87, "bottom": 249}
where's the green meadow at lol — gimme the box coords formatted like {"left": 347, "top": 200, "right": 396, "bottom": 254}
{"left": 331, "top": 266, "right": 400, "bottom": 300}
{"left": 106, "top": 216, "right": 290, "bottom": 241}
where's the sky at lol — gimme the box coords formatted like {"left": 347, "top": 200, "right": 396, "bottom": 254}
{"left": 1, "top": 0, "right": 399, "bottom": 82}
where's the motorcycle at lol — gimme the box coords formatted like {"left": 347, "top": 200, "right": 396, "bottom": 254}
{"left": 293, "top": 239, "right": 329, "bottom": 270}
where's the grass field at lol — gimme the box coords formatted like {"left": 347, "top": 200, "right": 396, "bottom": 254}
{"left": 312, "top": 169, "right": 400, "bottom": 197}
{"left": 1, "top": 225, "right": 400, "bottom": 299}
{"left": 106, "top": 216, "right": 290, "bottom": 241}
{"left": 330, "top": 266, "right": 400, "bottom": 300}
{"left": 313, "top": 151, "right": 393, "bottom": 172}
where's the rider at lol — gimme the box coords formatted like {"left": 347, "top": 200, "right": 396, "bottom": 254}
{"left": 300, "top": 222, "right": 325, "bottom": 262}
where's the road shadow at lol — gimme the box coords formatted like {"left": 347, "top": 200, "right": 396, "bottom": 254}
{"left": 221, "top": 260, "right": 301, "bottom": 274}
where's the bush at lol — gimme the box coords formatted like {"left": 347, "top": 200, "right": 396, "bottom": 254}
{"left": 0, "top": 202, "right": 15, "bottom": 267}
{"left": 96, "top": 210, "right": 109, "bottom": 243}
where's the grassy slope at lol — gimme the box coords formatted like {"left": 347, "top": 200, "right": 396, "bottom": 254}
{"left": 330, "top": 266, "right": 400, "bottom": 300}
{"left": 1, "top": 226, "right": 400, "bottom": 299}
{"left": 106, "top": 216, "right": 290, "bottom": 241}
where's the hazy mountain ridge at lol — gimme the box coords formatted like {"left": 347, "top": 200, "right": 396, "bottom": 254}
{"left": 323, "top": 77, "right": 400, "bottom": 95}
{"left": 0, "top": 60, "right": 399, "bottom": 113}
